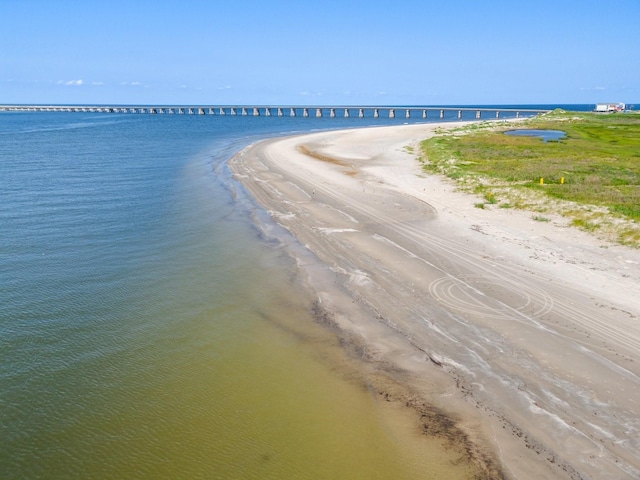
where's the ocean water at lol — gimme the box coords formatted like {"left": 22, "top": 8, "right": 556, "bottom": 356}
{"left": 0, "top": 107, "right": 585, "bottom": 479}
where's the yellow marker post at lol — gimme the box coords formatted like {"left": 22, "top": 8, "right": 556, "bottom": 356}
{"left": 540, "top": 177, "right": 544, "bottom": 185}
{"left": 561, "top": 177, "right": 565, "bottom": 184}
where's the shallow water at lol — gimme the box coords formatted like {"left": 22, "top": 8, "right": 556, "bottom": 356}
{"left": 0, "top": 112, "right": 479, "bottom": 479}
{"left": 504, "top": 129, "right": 566, "bottom": 142}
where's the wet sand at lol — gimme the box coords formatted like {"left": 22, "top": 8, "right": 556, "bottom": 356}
{"left": 229, "top": 122, "right": 640, "bottom": 479}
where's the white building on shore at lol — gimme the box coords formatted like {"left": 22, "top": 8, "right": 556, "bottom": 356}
{"left": 595, "top": 102, "right": 626, "bottom": 112}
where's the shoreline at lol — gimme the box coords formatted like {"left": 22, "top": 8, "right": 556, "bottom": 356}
{"left": 228, "top": 121, "right": 640, "bottom": 479}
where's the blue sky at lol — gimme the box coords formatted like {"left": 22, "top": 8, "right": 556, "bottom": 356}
{"left": 1, "top": 0, "right": 638, "bottom": 105}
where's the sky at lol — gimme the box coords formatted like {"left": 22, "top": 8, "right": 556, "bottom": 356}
{"left": 1, "top": 0, "right": 638, "bottom": 106}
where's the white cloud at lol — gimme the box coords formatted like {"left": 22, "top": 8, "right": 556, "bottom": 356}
{"left": 65, "top": 79, "right": 83, "bottom": 86}
{"left": 299, "top": 91, "right": 323, "bottom": 97}
{"left": 217, "top": 85, "right": 231, "bottom": 90}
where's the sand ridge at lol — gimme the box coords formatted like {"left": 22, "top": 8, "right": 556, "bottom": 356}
{"left": 229, "top": 122, "right": 640, "bottom": 480}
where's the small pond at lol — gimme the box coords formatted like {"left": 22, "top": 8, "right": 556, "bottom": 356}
{"left": 504, "top": 129, "right": 566, "bottom": 142}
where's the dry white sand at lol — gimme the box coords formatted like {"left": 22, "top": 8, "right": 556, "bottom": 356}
{"left": 229, "top": 122, "right": 640, "bottom": 480}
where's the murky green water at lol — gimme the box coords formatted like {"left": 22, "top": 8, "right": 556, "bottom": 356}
{"left": 0, "top": 113, "right": 475, "bottom": 479}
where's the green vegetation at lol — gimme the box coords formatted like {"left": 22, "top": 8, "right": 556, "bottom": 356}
{"left": 420, "top": 110, "right": 640, "bottom": 246}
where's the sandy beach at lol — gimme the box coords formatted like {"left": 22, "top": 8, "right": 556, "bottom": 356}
{"left": 228, "top": 122, "right": 640, "bottom": 480}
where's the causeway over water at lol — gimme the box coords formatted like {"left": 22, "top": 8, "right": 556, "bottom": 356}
{"left": 0, "top": 104, "right": 550, "bottom": 119}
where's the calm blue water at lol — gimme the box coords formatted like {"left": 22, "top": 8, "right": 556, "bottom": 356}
{"left": 0, "top": 106, "right": 589, "bottom": 479}
{"left": 504, "top": 129, "right": 567, "bottom": 142}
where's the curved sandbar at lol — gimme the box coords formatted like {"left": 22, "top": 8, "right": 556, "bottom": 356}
{"left": 229, "top": 122, "right": 640, "bottom": 480}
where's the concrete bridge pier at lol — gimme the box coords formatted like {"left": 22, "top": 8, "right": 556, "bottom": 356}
{"left": 198, "top": 108, "right": 205, "bottom": 115}
{"left": 389, "top": 109, "right": 395, "bottom": 118}
{"left": 422, "top": 109, "right": 427, "bottom": 118}
{"left": 405, "top": 109, "right": 410, "bottom": 118}
{"left": 252, "top": 107, "right": 260, "bottom": 116}
{"left": 265, "top": 108, "right": 272, "bottom": 117}
{"left": 374, "top": 108, "right": 379, "bottom": 118}
{"left": 359, "top": 108, "right": 364, "bottom": 118}
{"left": 230, "top": 107, "right": 237, "bottom": 115}
{"left": 303, "top": 108, "right": 309, "bottom": 117}
{"left": 330, "top": 108, "right": 336, "bottom": 118}
{"left": 316, "top": 108, "right": 323, "bottom": 118}
{"left": 495, "top": 111, "right": 500, "bottom": 118}
{"left": 218, "top": 108, "right": 225, "bottom": 115}
{"left": 440, "top": 110, "right": 445, "bottom": 119}
{"left": 241, "top": 108, "right": 248, "bottom": 116}
{"left": 178, "top": 108, "right": 185, "bottom": 114}
{"left": 344, "top": 108, "right": 350, "bottom": 118}
{"left": 458, "top": 110, "right": 462, "bottom": 119}
{"left": 476, "top": 110, "right": 481, "bottom": 119}
{"left": 278, "top": 108, "right": 284, "bottom": 117}
{"left": 290, "top": 108, "right": 296, "bottom": 117}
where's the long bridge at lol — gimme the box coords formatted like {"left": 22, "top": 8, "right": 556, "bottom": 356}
{"left": 0, "top": 104, "right": 551, "bottom": 120}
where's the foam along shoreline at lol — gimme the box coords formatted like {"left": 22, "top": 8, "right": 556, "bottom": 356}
{"left": 228, "top": 121, "right": 640, "bottom": 480}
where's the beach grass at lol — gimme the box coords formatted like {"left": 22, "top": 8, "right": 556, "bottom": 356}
{"left": 420, "top": 110, "right": 640, "bottom": 246}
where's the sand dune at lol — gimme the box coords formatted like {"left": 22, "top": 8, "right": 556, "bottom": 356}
{"left": 229, "top": 122, "right": 640, "bottom": 480}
